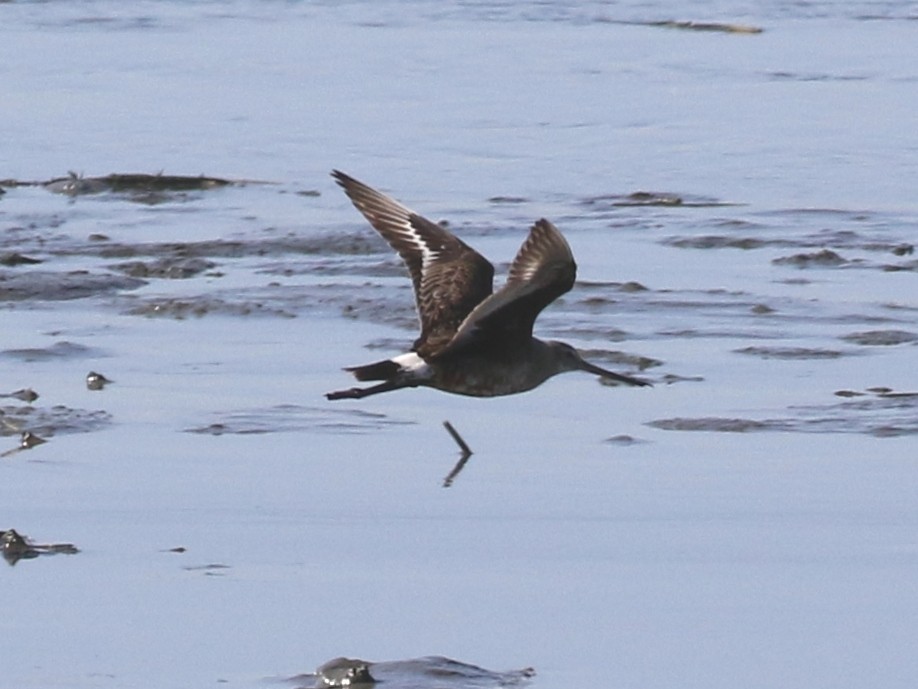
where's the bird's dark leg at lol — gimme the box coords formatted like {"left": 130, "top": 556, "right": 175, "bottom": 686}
{"left": 325, "top": 380, "right": 404, "bottom": 401}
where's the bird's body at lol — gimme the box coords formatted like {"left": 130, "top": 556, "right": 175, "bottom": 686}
{"left": 326, "top": 171, "right": 650, "bottom": 401}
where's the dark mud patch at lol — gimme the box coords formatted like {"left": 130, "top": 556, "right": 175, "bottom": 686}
{"left": 110, "top": 256, "right": 217, "bottom": 279}
{"left": 87, "top": 233, "right": 384, "bottom": 261}
{"left": 487, "top": 196, "right": 529, "bottom": 204}
{"left": 880, "top": 258, "right": 918, "bottom": 273}
{"left": 256, "top": 257, "right": 405, "bottom": 279}
{"left": 290, "top": 656, "right": 534, "bottom": 689}
{"left": 573, "top": 280, "right": 651, "bottom": 300}
{"left": 184, "top": 405, "right": 415, "bottom": 436}
{"left": 1, "top": 404, "right": 112, "bottom": 438}
{"left": 1, "top": 172, "right": 238, "bottom": 205}
{"left": 182, "top": 563, "right": 231, "bottom": 576}
{"left": 772, "top": 249, "right": 853, "bottom": 268}
{"left": 0, "top": 340, "right": 105, "bottom": 362}
{"left": 1, "top": 252, "right": 43, "bottom": 266}
{"left": 0, "top": 270, "right": 146, "bottom": 301}
{"left": 664, "top": 235, "right": 772, "bottom": 250}
{"left": 564, "top": 283, "right": 844, "bottom": 342}
{"left": 118, "top": 282, "right": 417, "bottom": 325}
{"left": 734, "top": 346, "right": 851, "bottom": 360}
{"left": 604, "top": 434, "right": 648, "bottom": 445}
{"left": 657, "top": 328, "right": 777, "bottom": 340}
{"left": 663, "top": 213, "right": 915, "bottom": 266}
{"left": 765, "top": 70, "right": 870, "bottom": 82}
{"left": 649, "top": 417, "right": 782, "bottom": 433}
{"left": 600, "top": 18, "right": 763, "bottom": 33}
{"left": 840, "top": 329, "right": 918, "bottom": 346}
{"left": 2, "top": 191, "right": 386, "bottom": 311}
{"left": 122, "top": 295, "right": 298, "bottom": 319}
{"left": 649, "top": 388, "right": 918, "bottom": 437}
{"left": 580, "top": 191, "right": 738, "bottom": 209}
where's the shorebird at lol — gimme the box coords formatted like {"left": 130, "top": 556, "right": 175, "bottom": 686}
{"left": 326, "top": 171, "right": 650, "bottom": 400}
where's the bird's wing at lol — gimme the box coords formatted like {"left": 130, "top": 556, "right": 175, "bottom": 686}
{"left": 435, "top": 219, "right": 576, "bottom": 359}
{"left": 332, "top": 171, "right": 494, "bottom": 354}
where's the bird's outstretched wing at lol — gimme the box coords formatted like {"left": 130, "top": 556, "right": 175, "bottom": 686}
{"left": 436, "top": 219, "right": 576, "bottom": 359}
{"left": 332, "top": 171, "right": 494, "bottom": 355}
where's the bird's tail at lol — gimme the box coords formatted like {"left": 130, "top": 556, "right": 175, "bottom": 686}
{"left": 345, "top": 359, "right": 400, "bottom": 382}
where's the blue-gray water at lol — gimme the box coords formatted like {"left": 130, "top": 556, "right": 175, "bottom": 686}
{"left": 2, "top": 2, "right": 917, "bottom": 688}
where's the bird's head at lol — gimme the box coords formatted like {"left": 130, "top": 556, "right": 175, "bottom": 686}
{"left": 546, "top": 341, "right": 651, "bottom": 387}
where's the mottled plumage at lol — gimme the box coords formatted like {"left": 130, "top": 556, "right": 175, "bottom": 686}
{"left": 326, "top": 171, "right": 650, "bottom": 400}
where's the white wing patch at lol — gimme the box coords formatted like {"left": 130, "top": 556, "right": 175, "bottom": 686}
{"left": 393, "top": 351, "right": 430, "bottom": 374}
{"left": 396, "top": 223, "right": 439, "bottom": 272}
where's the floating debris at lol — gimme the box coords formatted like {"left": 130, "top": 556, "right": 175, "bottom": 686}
{"left": 1, "top": 528, "right": 79, "bottom": 566}
{"left": 1, "top": 431, "right": 48, "bottom": 457}
{"left": 44, "top": 171, "right": 232, "bottom": 196}
{"left": 646, "top": 20, "right": 764, "bottom": 34}
{"left": 293, "top": 656, "right": 534, "bottom": 689}
{"left": 86, "top": 371, "right": 113, "bottom": 390}
{"left": 19, "top": 430, "right": 46, "bottom": 449}
{"left": 581, "top": 191, "right": 739, "bottom": 209}
{"left": 0, "top": 388, "right": 39, "bottom": 403}
{"left": 315, "top": 658, "right": 375, "bottom": 687}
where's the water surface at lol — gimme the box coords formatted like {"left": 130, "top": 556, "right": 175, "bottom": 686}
{"left": 2, "top": 2, "right": 917, "bottom": 688}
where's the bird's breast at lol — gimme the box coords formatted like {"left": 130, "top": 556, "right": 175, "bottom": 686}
{"left": 430, "top": 357, "right": 549, "bottom": 397}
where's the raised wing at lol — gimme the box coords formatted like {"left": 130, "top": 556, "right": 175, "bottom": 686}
{"left": 435, "top": 219, "right": 576, "bottom": 359}
{"left": 332, "top": 171, "right": 494, "bottom": 355}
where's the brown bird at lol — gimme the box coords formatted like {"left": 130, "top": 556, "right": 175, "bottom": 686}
{"left": 326, "top": 171, "right": 650, "bottom": 400}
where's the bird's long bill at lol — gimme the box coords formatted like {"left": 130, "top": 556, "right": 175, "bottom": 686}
{"left": 578, "top": 359, "right": 651, "bottom": 387}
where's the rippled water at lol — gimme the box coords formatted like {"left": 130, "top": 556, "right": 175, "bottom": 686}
{"left": 2, "top": 2, "right": 918, "bottom": 689}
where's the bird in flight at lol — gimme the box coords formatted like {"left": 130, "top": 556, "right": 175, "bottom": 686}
{"left": 326, "top": 171, "right": 650, "bottom": 400}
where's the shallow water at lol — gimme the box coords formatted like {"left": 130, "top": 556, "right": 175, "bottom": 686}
{"left": 2, "top": 2, "right": 918, "bottom": 689}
